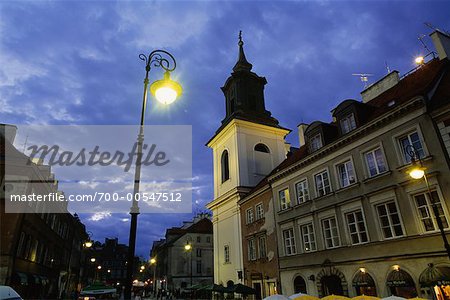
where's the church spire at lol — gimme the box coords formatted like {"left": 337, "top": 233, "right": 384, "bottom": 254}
{"left": 233, "top": 30, "right": 253, "bottom": 72}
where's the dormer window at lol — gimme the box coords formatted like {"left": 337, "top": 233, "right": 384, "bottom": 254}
{"left": 309, "top": 134, "right": 323, "bottom": 152}
{"left": 340, "top": 113, "right": 356, "bottom": 134}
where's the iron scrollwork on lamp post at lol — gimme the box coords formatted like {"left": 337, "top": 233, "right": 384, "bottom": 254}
{"left": 405, "top": 144, "right": 450, "bottom": 260}
{"left": 124, "top": 50, "right": 182, "bottom": 300}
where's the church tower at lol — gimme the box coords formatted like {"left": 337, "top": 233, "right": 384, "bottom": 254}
{"left": 206, "top": 32, "right": 290, "bottom": 286}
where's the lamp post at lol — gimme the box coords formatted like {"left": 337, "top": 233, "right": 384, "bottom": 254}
{"left": 406, "top": 145, "right": 450, "bottom": 259}
{"left": 184, "top": 242, "right": 193, "bottom": 290}
{"left": 150, "top": 257, "right": 157, "bottom": 296}
{"left": 124, "top": 51, "right": 182, "bottom": 300}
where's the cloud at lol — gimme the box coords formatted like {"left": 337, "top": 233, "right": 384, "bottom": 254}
{"left": 89, "top": 211, "right": 112, "bottom": 221}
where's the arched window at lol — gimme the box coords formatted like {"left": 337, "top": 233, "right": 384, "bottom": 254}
{"left": 353, "top": 270, "right": 377, "bottom": 296}
{"left": 221, "top": 150, "right": 230, "bottom": 183}
{"left": 254, "top": 143, "right": 270, "bottom": 153}
{"left": 386, "top": 269, "right": 417, "bottom": 298}
{"left": 294, "top": 276, "right": 307, "bottom": 294}
{"left": 254, "top": 143, "right": 271, "bottom": 175}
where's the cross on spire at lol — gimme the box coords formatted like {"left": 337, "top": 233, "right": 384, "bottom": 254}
{"left": 233, "top": 30, "right": 252, "bottom": 72}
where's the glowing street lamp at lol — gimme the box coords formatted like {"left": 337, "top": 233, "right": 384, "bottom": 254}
{"left": 90, "top": 258, "right": 96, "bottom": 263}
{"left": 415, "top": 56, "right": 425, "bottom": 65}
{"left": 185, "top": 241, "right": 193, "bottom": 290}
{"left": 125, "top": 50, "right": 182, "bottom": 300}
{"left": 406, "top": 145, "right": 450, "bottom": 259}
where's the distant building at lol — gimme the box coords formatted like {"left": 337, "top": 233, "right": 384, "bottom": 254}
{"left": 150, "top": 213, "right": 213, "bottom": 294}
{"left": 0, "top": 124, "right": 89, "bottom": 299}
{"left": 88, "top": 238, "right": 138, "bottom": 288}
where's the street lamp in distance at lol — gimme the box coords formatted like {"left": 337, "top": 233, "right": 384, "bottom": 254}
{"left": 406, "top": 144, "right": 450, "bottom": 259}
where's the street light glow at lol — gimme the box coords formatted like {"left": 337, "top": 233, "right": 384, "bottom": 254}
{"left": 415, "top": 56, "right": 424, "bottom": 65}
{"left": 150, "top": 71, "right": 182, "bottom": 105}
{"left": 150, "top": 258, "right": 156, "bottom": 264}
{"left": 90, "top": 258, "right": 96, "bottom": 263}
{"left": 140, "top": 265, "right": 145, "bottom": 270}
{"left": 409, "top": 167, "right": 425, "bottom": 179}
{"left": 97, "top": 265, "right": 102, "bottom": 270}
{"left": 84, "top": 241, "right": 93, "bottom": 248}
{"left": 184, "top": 243, "right": 192, "bottom": 251}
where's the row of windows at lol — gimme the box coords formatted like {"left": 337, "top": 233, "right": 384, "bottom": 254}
{"left": 16, "top": 232, "right": 66, "bottom": 266}
{"left": 279, "top": 130, "right": 425, "bottom": 210}
{"left": 194, "top": 236, "right": 211, "bottom": 243}
{"left": 281, "top": 191, "right": 448, "bottom": 255}
{"left": 246, "top": 203, "right": 265, "bottom": 224}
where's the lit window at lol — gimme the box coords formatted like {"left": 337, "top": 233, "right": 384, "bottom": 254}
{"left": 322, "top": 217, "right": 340, "bottom": 249}
{"left": 248, "top": 239, "right": 256, "bottom": 261}
{"left": 255, "top": 203, "right": 264, "bottom": 220}
{"left": 301, "top": 223, "right": 316, "bottom": 252}
{"left": 279, "top": 188, "right": 291, "bottom": 211}
{"left": 337, "top": 160, "right": 356, "bottom": 188}
{"left": 376, "top": 201, "right": 404, "bottom": 239}
{"left": 365, "top": 147, "right": 387, "bottom": 177}
{"left": 340, "top": 113, "right": 357, "bottom": 134}
{"left": 221, "top": 150, "right": 230, "bottom": 183}
{"left": 414, "top": 191, "right": 448, "bottom": 232}
{"left": 258, "top": 236, "right": 267, "bottom": 258}
{"left": 246, "top": 208, "right": 254, "bottom": 224}
{"left": 346, "top": 210, "right": 368, "bottom": 244}
{"left": 309, "top": 134, "right": 323, "bottom": 152}
{"left": 224, "top": 245, "right": 230, "bottom": 263}
{"left": 283, "top": 228, "right": 296, "bottom": 255}
{"left": 314, "top": 170, "right": 332, "bottom": 197}
{"left": 295, "top": 180, "right": 309, "bottom": 204}
{"left": 398, "top": 131, "right": 424, "bottom": 163}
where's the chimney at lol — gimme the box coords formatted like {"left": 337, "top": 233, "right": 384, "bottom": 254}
{"left": 430, "top": 30, "right": 450, "bottom": 60}
{"left": 1, "top": 124, "right": 18, "bottom": 144}
{"left": 361, "top": 71, "right": 400, "bottom": 103}
{"left": 297, "top": 123, "right": 308, "bottom": 147}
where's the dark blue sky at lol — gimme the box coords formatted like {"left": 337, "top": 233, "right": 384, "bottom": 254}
{"left": 1, "top": 0, "right": 450, "bottom": 258}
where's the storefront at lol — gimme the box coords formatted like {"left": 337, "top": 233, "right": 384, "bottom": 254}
{"left": 353, "top": 269, "right": 377, "bottom": 296}
{"left": 386, "top": 268, "right": 418, "bottom": 298}
{"left": 419, "top": 263, "right": 450, "bottom": 300}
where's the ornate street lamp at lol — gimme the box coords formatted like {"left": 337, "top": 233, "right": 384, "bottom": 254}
{"left": 124, "top": 51, "right": 182, "bottom": 300}
{"left": 406, "top": 145, "right": 450, "bottom": 259}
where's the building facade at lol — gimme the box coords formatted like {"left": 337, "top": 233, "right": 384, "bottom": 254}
{"left": 268, "top": 31, "right": 450, "bottom": 298}
{"left": 1, "top": 124, "right": 89, "bottom": 299}
{"left": 206, "top": 34, "right": 289, "bottom": 287}
{"left": 150, "top": 213, "right": 214, "bottom": 295}
{"left": 239, "top": 181, "right": 281, "bottom": 299}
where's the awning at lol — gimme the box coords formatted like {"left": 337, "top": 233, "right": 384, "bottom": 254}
{"left": 419, "top": 263, "right": 450, "bottom": 287}
{"left": 386, "top": 270, "right": 415, "bottom": 287}
{"left": 353, "top": 271, "right": 376, "bottom": 287}
{"left": 233, "top": 283, "right": 256, "bottom": 295}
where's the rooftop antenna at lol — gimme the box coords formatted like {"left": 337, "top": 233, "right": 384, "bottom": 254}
{"left": 352, "top": 73, "right": 373, "bottom": 88}
{"left": 22, "top": 134, "right": 29, "bottom": 154}
{"left": 418, "top": 34, "right": 432, "bottom": 53}
{"left": 385, "top": 61, "right": 391, "bottom": 74}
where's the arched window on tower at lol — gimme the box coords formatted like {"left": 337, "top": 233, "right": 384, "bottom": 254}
{"left": 221, "top": 150, "right": 230, "bottom": 183}
{"left": 254, "top": 143, "right": 271, "bottom": 175}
